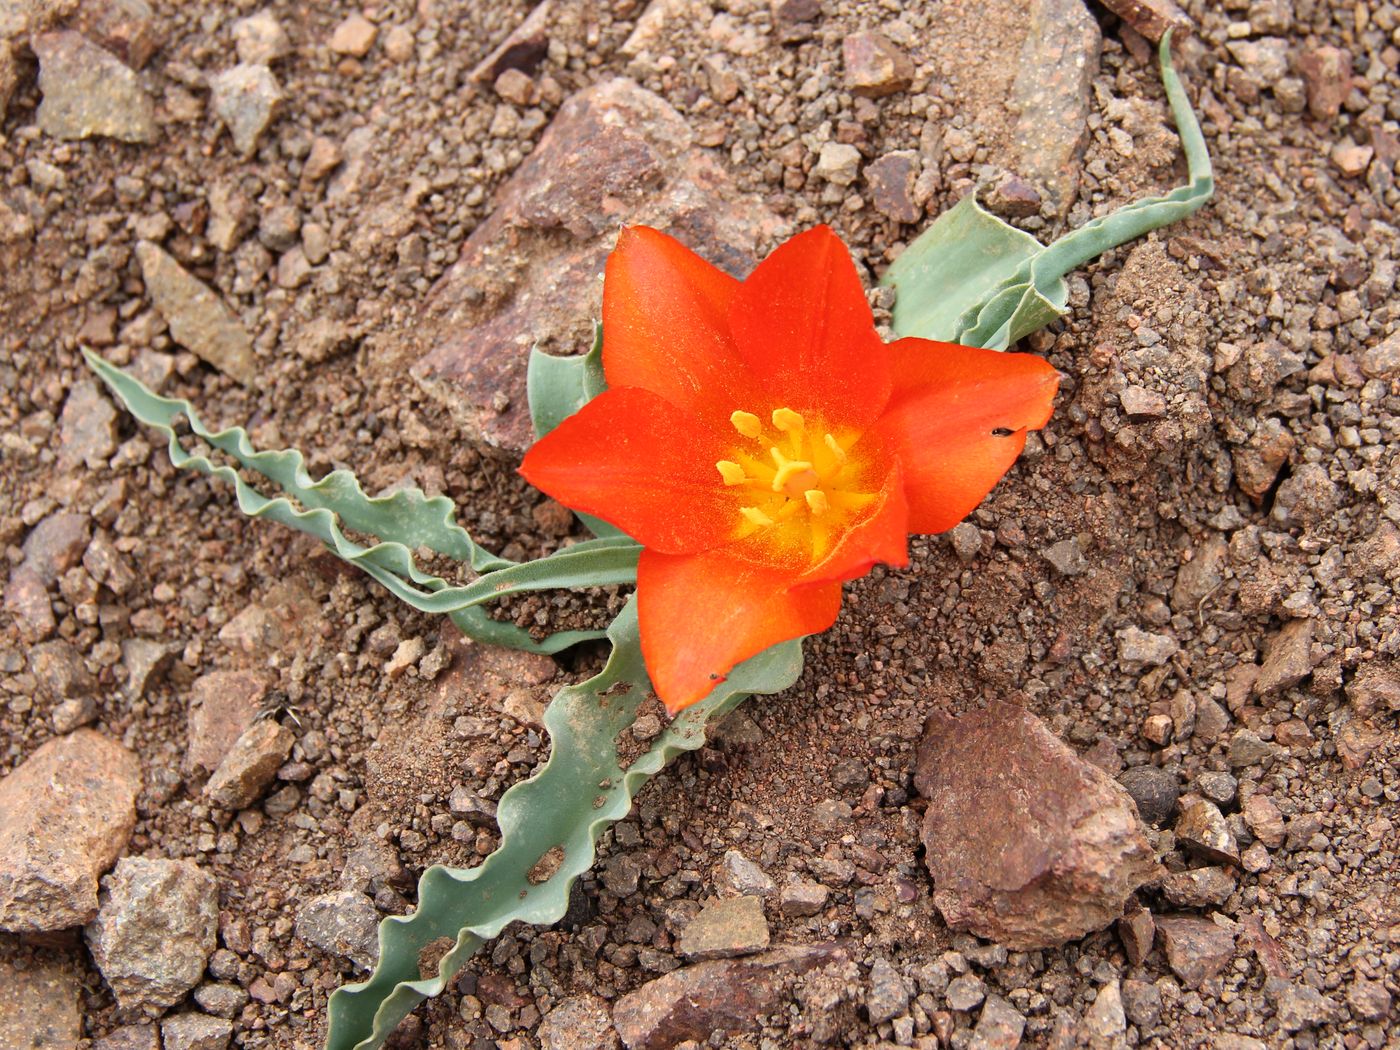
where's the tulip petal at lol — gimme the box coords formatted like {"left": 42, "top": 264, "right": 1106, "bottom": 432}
{"left": 603, "top": 226, "right": 766, "bottom": 423}
{"left": 871, "top": 338, "right": 1059, "bottom": 534}
{"left": 637, "top": 548, "right": 842, "bottom": 713}
{"left": 519, "top": 387, "right": 739, "bottom": 554}
{"left": 728, "top": 225, "right": 892, "bottom": 428}
{"left": 803, "top": 459, "right": 910, "bottom": 585}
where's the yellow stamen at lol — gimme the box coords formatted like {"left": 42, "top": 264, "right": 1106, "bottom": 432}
{"left": 769, "top": 448, "right": 816, "bottom": 494}
{"left": 716, "top": 460, "right": 747, "bottom": 486}
{"left": 823, "top": 433, "right": 847, "bottom": 464}
{"left": 730, "top": 411, "right": 762, "bottom": 438}
{"left": 805, "top": 489, "right": 830, "bottom": 516}
{"left": 740, "top": 506, "right": 774, "bottom": 527}
{"left": 772, "top": 407, "right": 805, "bottom": 434}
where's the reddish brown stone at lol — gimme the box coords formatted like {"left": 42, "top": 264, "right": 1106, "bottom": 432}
{"left": 914, "top": 702, "right": 1159, "bottom": 949}
{"left": 67, "top": 0, "right": 163, "bottom": 69}
{"left": 1156, "top": 915, "right": 1236, "bottom": 988}
{"left": 842, "top": 32, "right": 914, "bottom": 98}
{"left": 611, "top": 942, "right": 850, "bottom": 1050}
{"left": 415, "top": 77, "right": 785, "bottom": 455}
{"left": 185, "top": 670, "right": 271, "bottom": 774}
{"left": 1117, "top": 900, "right": 1155, "bottom": 966}
{"left": 1097, "top": 0, "right": 1192, "bottom": 43}
{"left": 865, "top": 150, "right": 921, "bottom": 224}
{"left": 1296, "top": 47, "right": 1354, "bottom": 122}
{"left": 469, "top": 0, "right": 552, "bottom": 84}
{"left": 1232, "top": 418, "right": 1294, "bottom": 503}
{"left": 0, "top": 730, "right": 141, "bottom": 932}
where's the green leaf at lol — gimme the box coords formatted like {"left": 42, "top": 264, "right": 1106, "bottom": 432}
{"left": 526, "top": 321, "right": 627, "bottom": 541}
{"left": 324, "top": 598, "right": 804, "bottom": 1050}
{"left": 883, "top": 31, "right": 1214, "bottom": 350}
{"left": 84, "top": 350, "right": 615, "bottom": 654}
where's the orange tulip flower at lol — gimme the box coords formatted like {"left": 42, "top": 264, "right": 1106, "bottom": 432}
{"left": 520, "top": 225, "right": 1059, "bottom": 713}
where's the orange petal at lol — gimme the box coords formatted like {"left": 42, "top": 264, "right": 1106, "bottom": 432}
{"left": 602, "top": 226, "right": 766, "bottom": 424}
{"left": 637, "top": 547, "right": 842, "bottom": 713}
{"left": 727, "top": 225, "right": 891, "bottom": 429}
{"left": 802, "top": 458, "right": 910, "bottom": 585}
{"left": 870, "top": 338, "right": 1059, "bottom": 534}
{"left": 519, "top": 387, "right": 738, "bottom": 554}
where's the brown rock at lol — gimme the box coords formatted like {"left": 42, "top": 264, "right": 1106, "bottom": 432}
{"left": 913, "top": 702, "right": 1159, "bottom": 949}
{"left": 205, "top": 719, "right": 295, "bottom": 809}
{"left": 865, "top": 150, "right": 921, "bottom": 223}
{"left": 1346, "top": 661, "right": 1400, "bottom": 719}
{"left": 1232, "top": 418, "right": 1294, "bottom": 502}
{"left": 1359, "top": 330, "right": 1400, "bottom": 379}
{"left": 1296, "top": 47, "right": 1354, "bottom": 121}
{"left": 328, "top": 13, "right": 377, "bottom": 56}
{"left": 1096, "top": 0, "right": 1192, "bottom": 43}
{"left": 1159, "top": 866, "right": 1237, "bottom": 908}
{"left": 33, "top": 31, "right": 156, "bottom": 143}
{"left": 1254, "top": 619, "right": 1316, "bottom": 697}
{"left": 67, "top": 0, "right": 162, "bottom": 69}
{"left": 186, "top": 671, "right": 271, "bottom": 774}
{"left": 538, "top": 994, "right": 619, "bottom": 1050}
{"left": 1242, "top": 794, "right": 1285, "bottom": 848}
{"left": 842, "top": 32, "right": 914, "bottom": 98}
{"left": 0, "top": 956, "right": 82, "bottom": 1050}
{"left": 1117, "top": 900, "right": 1155, "bottom": 966}
{"left": 469, "top": 0, "right": 552, "bottom": 84}
{"left": 136, "top": 241, "right": 256, "bottom": 384}
{"left": 677, "top": 896, "right": 769, "bottom": 960}
{"left": 0, "top": 730, "right": 141, "bottom": 932}
{"left": 1010, "top": 0, "right": 1100, "bottom": 215}
{"left": 22, "top": 512, "right": 91, "bottom": 585}
{"left": 1175, "top": 798, "right": 1239, "bottom": 865}
{"left": 4, "top": 565, "right": 55, "bottom": 641}
{"left": 1155, "top": 915, "right": 1236, "bottom": 988}
{"left": 611, "top": 942, "right": 850, "bottom": 1050}
{"left": 415, "top": 77, "right": 786, "bottom": 455}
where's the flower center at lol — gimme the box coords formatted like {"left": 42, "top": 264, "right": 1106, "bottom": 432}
{"left": 714, "top": 407, "right": 875, "bottom": 563}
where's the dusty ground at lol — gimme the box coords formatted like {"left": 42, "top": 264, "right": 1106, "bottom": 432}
{"left": 1, "top": 0, "right": 1398, "bottom": 1048}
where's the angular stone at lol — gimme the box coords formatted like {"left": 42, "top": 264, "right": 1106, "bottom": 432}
{"left": 1042, "top": 537, "right": 1087, "bottom": 577}
{"left": 1274, "top": 983, "right": 1336, "bottom": 1032}
{"left": 1010, "top": 0, "right": 1099, "bottom": 215}
{"left": 296, "top": 890, "right": 380, "bottom": 970}
{"left": 814, "top": 141, "right": 861, "bottom": 186}
{"left": 1254, "top": 619, "right": 1315, "bottom": 697}
{"left": 59, "top": 379, "right": 118, "bottom": 468}
{"left": 136, "top": 241, "right": 255, "bottom": 383}
{"left": 0, "top": 957, "right": 82, "bottom": 1050}
{"left": 611, "top": 942, "right": 850, "bottom": 1050}
{"left": 970, "top": 994, "right": 1025, "bottom": 1049}
{"left": 538, "top": 994, "right": 619, "bottom": 1050}
{"left": 842, "top": 32, "right": 914, "bottom": 98}
{"left": 1346, "top": 978, "right": 1392, "bottom": 1022}
{"left": 914, "top": 702, "right": 1159, "bottom": 949}
{"left": 1171, "top": 533, "right": 1227, "bottom": 612}
{"left": 1175, "top": 798, "right": 1239, "bottom": 865}
{"left": 779, "top": 874, "right": 829, "bottom": 917}
{"left": 1117, "top": 901, "right": 1154, "bottom": 966}
{"left": 1116, "top": 626, "right": 1179, "bottom": 671}
{"left": 328, "top": 13, "right": 376, "bottom": 57}
{"left": 1097, "top": 0, "right": 1191, "bottom": 43}
{"left": 1232, "top": 418, "right": 1294, "bottom": 503}
{"left": 29, "top": 639, "right": 95, "bottom": 700}
{"left": 1083, "top": 980, "right": 1126, "bottom": 1041}
{"left": 1359, "top": 330, "right": 1400, "bottom": 379}
{"left": 1346, "top": 661, "right": 1400, "bottom": 719}
{"left": 85, "top": 858, "right": 219, "bottom": 1013}
{"left": 865, "top": 150, "right": 921, "bottom": 223}
{"left": 0, "top": 730, "right": 141, "bottom": 932}
{"left": 92, "top": 1023, "right": 161, "bottom": 1050}
{"left": 69, "top": 0, "right": 162, "bottom": 69}
{"left": 865, "top": 956, "right": 909, "bottom": 1025}
{"left": 205, "top": 718, "right": 295, "bottom": 809}
{"left": 1121, "top": 979, "right": 1162, "bottom": 1028}
{"left": 23, "top": 512, "right": 91, "bottom": 586}
{"left": 232, "top": 9, "right": 290, "bottom": 65}
{"left": 415, "top": 77, "right": 785, "bottom": 455}
{"left": 1155, "top": 915, "right": 1236, "bottom": 988}
{"left": 1242, "top": 794, "right": 1285, "bottom": 848}
{"left": 160, "top": 1014, "right": 233, "bottom": 1050}
{"left": 1160, "top": 866, "right": 1236, "bottom": 907}
{"left": 122, "top": 638, "right": 181, "bottom": 697}
{"left": 1296, "top": 46, "right": 1353, "bottom": 121}
{"left": 715, "top": 851, "right": 775, "bottom": 900}
{"left": 469, "top": 0, "right": 551, "bottom": 83}
{"left": 33, "top": 31, "right": 156, "bottom": 143}
{"left": 208, "top": 64, "right": 282, "bottom": 158}
{"left": 185, "top": 670, "right": 271, "bottom": 774}
{"left": 5, "top": 565, "right": 55, "bottom": 642}
{"left": 678, "top": 895, "right": 769, "bottom": 961}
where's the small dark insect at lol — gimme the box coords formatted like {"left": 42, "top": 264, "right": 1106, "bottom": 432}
{"left": 255, "top": 690, "right": 303, "bottom": 729}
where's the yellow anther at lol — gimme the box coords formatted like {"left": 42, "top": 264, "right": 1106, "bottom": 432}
{"left": 772, "top": 407, "right": 805, "bottom": 434}
{"left": 730, "top": 411, "right": 762, "bottom": 438}
{"left": 823, "top": 433, "right": 847, "bottom": 464}
{"left": 805, "top": 489, "right": 830, "bottom": 516}
{"left": 716, "top": 460, "right": 747, "bottom": 486}
{"left": 740, "top": 506, "right": 774, "bottom": 527}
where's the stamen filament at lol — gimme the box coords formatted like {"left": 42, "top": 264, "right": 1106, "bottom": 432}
{"left": 805, "top": 489, "right": 830, "bottom": 515}
{"left": 740, "top": 506, "right": 774, "bottom": 527}
{"left": 823, "top": 433, "right": 847, "bottom": 464}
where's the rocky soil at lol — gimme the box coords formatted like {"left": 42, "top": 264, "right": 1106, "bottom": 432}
{"left": 1, "top": 0, "right": 1398, "bottom": 1049}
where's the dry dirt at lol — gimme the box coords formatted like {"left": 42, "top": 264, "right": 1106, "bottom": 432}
{"left": 1, "top": 0, "right": 1398, "bottom": 1048}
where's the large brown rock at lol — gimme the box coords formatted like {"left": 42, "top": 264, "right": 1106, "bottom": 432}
{"left": 185, "top": 670, "right": 271, "bottom": 774}
{"left": 414, "top": 76, "right": 787, "bottom": 456}
{"left": 914, "top": 702, "right": 1159, "bottom": 949}
{"left": 611, "top": 941, "right": 850, "bottom": 1050}
{"left": 0, "top": 730, "right": 142, "bottom": 932}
